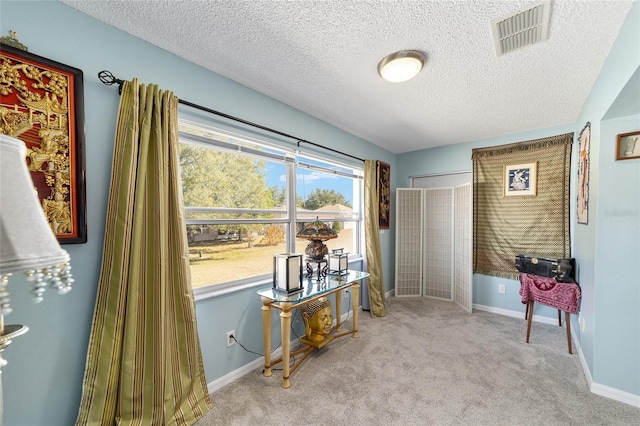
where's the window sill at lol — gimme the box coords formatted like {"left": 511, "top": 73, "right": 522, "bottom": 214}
{"left": 193, "top": 277, "right": 271, "bottom": 302}
{"left": 193, "top": 255, "right": 364, "bottom": 302}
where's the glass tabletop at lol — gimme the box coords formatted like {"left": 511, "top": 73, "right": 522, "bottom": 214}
{"left": 257, "top": 270, "right": 369, "bottom": 304}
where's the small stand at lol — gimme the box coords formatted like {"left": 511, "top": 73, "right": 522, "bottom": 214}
{"left": 306, "top": 258, "right": 327, "bottom": 281}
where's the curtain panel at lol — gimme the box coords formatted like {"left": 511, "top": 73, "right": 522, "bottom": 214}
{"left": 76, "top": 80, "right": 212, "bottom": 425}
{"left": 472, "top": 133, "right": 573, "bottom": 279}
{"left": 364, "top": 160, "right": 386, "bottom": 316}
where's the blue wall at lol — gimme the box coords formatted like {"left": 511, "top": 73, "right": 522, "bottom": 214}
{"left": 594, "top": 114, "right": 640, "bottom": 394}
{"left": 0, "top": 2, "right": 395, "bottom": 425}
{"left": 573, "top": 1, "right": 640, "bottom": 398}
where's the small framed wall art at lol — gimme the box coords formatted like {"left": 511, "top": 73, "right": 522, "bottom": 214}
{"left": 504, "top": 162, "right": 537, "bottom": 197}
{"left": 377, "top": 160, "right": 391, "bottom": 229}
{"left": 615, "top": 131, "right": 640, "bottom": 161}
{"left": 577, "top": 122, "right": 590, "bottom": 224}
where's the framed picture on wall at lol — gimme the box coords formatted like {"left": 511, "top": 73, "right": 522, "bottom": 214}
{"left": 377, "top": 160, "right": 390, "bottom": 229}
{"left": 503, "top": 162, "right": 537, "bottom": 196}
{"left": 616, "top": 131, "right": 640, "bottom": 160}
{"left": 0, "top": 41, "right": 87, "bottom": 243}
{"left": 577, "top": 122, "right": 590, "bottom": 224}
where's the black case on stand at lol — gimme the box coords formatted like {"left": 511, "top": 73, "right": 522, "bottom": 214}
{"left": 515, "top": 255, "right": 575, "bottom": 282}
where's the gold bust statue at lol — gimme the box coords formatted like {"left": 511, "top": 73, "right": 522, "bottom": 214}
{"left": 300, "top": 297, "right": 334, "bottom": 348}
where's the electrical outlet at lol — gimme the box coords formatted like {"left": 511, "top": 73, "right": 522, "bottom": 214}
{"left": 581, "top": 318, "right": 585, "bottom": 333}
{"left": 226, "top": 330, "right": 235, "bottom": 347}
{"left": 498, "top": 284, "right": 506, "bottom": 294}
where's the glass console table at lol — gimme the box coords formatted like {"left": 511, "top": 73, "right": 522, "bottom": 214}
{"left": 257, "top": 270, "right": 369, "bottom": 388}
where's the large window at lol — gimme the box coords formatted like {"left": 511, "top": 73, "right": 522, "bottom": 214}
{"left": 178, "top": 121, "right": 363, "bottom": 292}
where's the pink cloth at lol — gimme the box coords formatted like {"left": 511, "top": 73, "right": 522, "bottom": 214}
{"left": 519, "top": 273, "right": 581, "bottom": 314}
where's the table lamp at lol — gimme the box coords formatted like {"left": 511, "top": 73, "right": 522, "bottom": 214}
{"left": 328, "top": 248, "right": 349, "bottom": 276}
{"left": 0, "top": 134, "right": 74, "bottom": 423}
{"left": 273, "top": 253, "right": 303, "bottom": 294}
{"left": 296, "top": 216, "right": 338, "bottom": 261}
{"left": 296, "top": 216, "right": 337, "bottom": 280}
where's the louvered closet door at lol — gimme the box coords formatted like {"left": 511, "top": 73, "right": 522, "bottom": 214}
{"left": 454, "top": 183, "right": 472, "bottom": 312}
{"left": 395, "top": 188, "right": 423, "bottom": 297}
{"left": 422, "top": 187, "right": 454, "bottom": 300}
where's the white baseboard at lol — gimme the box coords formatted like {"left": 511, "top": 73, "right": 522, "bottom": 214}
{"left": 572, "top": 326, "right": 593, "bottom": 390}
{"left": 207, "top": 355, "right": 267, "bottom": 395}
{"left": 569, "top": 327, "right": 640, "bottom": 408}
{"left": 472, "top": 303, "right": 558, "bottom": 325}
{"left": 591, "top": 382, "right": 640, "bottom": 408}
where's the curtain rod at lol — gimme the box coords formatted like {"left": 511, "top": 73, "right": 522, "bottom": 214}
{"left": 98, "top": 71, "right": 365, "bottom": 163}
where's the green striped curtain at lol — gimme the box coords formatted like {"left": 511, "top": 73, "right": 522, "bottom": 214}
{"left": 76, "top": 79, "right": 212, "bottom": 425}
{"left": 364, "top": 160, "right": 386, "bottom": 317}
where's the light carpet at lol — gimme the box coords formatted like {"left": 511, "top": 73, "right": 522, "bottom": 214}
{"left": 197, "top": 297, "right": 639, "bottom": 425}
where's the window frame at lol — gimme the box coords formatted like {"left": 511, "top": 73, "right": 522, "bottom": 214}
{"left": 178, "top": 120, "right": 364, "bottom": 300}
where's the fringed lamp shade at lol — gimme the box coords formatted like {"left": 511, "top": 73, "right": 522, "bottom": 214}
{"left": 0, "top": 134, "right": 73, "bottom": 311}
{"left": 296, "top": 216, "right": 337, "bottom": 261}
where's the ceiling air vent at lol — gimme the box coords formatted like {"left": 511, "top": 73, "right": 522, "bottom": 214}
{"left": 491, "top": 0, "right": 551, "bottom": 57}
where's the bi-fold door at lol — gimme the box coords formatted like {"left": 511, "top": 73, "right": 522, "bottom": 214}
{"left": 395, "top": 185, "right": 472, "bottom": 312}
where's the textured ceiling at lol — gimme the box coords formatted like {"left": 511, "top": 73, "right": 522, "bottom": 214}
{"left": 61, "top": 0, "right": 633, "bottom": 154}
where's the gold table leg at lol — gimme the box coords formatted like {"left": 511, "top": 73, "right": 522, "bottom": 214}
{"left": 280, "top": 302, "right": 293, "bottom": 389}
{"left": 261, "top": 297, "right": 272, "bottom": 377}
{"left": 335, "top": 290, "right": 342, "bottom": 331}
{"left": 352, "top": 282, "right": 359, "bottom": 338}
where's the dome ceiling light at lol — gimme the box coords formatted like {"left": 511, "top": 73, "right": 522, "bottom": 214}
{"left": 377, "top": 50, "right": 426, "bottom": 83}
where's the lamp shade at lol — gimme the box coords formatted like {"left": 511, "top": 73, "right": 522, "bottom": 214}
{"left": 296, "top": 216, "right": 338, "bottom": 242}
{"left": 0, "top": 134, "right": 73, "bottom": 309}
{"left": 0, "top": 134, "right": 70, "bottom": 275}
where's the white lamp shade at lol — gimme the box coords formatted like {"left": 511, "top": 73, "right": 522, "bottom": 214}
{"left": 273, "top": 253, "right": 302, "bottom": 293}
{"left": 0, "top": 134, "right": 70, "bottom": 276}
